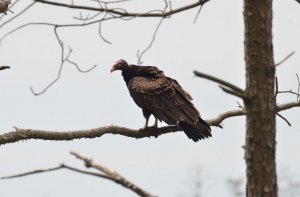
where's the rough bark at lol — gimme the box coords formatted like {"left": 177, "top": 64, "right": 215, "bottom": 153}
{"left": 244, "top": 0, "right": 277, "bottom": 197}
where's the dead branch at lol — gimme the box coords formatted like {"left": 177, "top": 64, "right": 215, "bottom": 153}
{"left": 70, "top": 151, "right": 156, "bottom": 197}
{"left": 0, "top": 101, "right": 299, "bottom": 146}
{"left": 1, "top": 152, "right": 156, "bottom": 197}
{"left": 276, "top": 101, "right": 300, "bottom": 111}
{"left": 275, "top": 51, "right": 295, "bottom": 66}
{"left": 276, "top": 113, "right": 292, "bottom": 127}
{"left": 0, "top": 65, "right": 9, "bottom": 70}
{"left": 1, "top": 166, "right": 62, "bottom": 179}
{"left": 137, "top": 14, "right": 165, "bottom": 64}
{"left": 33, "top": 0, "right": 211, "bottom": 18}
{"left": 194, "top": 70, "right": 246, "bottom": 98}
{"left": 30, "top": 27, "right": 97, "bottom": 96}
{"left": 1, "top": 163, "right": 113, "bottom": 181}
{"left": 297, "top": 73, "right": 300, "bottom": 101}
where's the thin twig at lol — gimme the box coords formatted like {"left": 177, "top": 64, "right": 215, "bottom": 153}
{"left": 34, "top": 0, "right": 210, "bottom": 18}
{"left": 95, "top": 1, "right": 112, "bottom": 44}
{"left": 275, "top": 51, "right": 295, "bottom": 66}
{"left": 1, "top": 163, "right": 113, "bottom": 181}
{"left": 30, "top": 26, "right": 65, "bottom": 96}
{"left": 1, "top": 166, "right": 62, "bottom": 179}
{"left": 275, "top": 77, "right": 279, "bottom": 99}
{"left": 276, "top": 113, "right": 292, "bottom": 126}
{"left": 30, "top": 27, "right": 97, "bottom": 96}
{"left": 277, "top": 90, "right": 300, "bottom": 97}
{"left": 136, "top": 0, "right": 168, "bottom": 64}
{"left": 297, "top": 73, "right": 300, "bottom": 101}
{"left": 193, "top": 4, "right": 203, "bottom": 23}
{"left": 276, "top": 75, "right": 300, "bottom": 100}
{"left": 236, "top": 101, "right": 243, "bottom": 108}
{"left": 137, "top": 17, "right": 164, "bottom": 64}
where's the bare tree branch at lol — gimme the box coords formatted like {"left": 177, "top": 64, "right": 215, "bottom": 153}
{"left": 276, "top": 101, "right": 300, "bottom": 111}
{"left": 70, "top": 151, "right": 156, "bottom": 197}
{"left": 194, "top": 70, "right": 246, "bottom": 98}
{"left": 276, "top": 113, "right": 292, "bottom": 127}
{"left": 277, "top": 90, "right": 300, "bottom": 97}
{"left": 1, "top": 163, "right": 113, "bottom": 181}
{"left": 275, "top": 51, "right": 295, "bottom": 66}
{"left": 193, "top": 4, "right": 203, "bottom": 23}
{"left": 1, "top": 152, "right": 156, "bottom": 197}
{"left": 137, "top": 15, "right": 165, "bottom": 64}
{"left": 0, "top": 100, "right": 299, "bottom": 146}
{"left": 1, "top": 166, "right": 62, "bottom": 179}
{"left": 297, "top": 73, "right": 300, "bottom": 101}
{"left": 275, "top": 76, "right": 300, "bottom": 100}
{"left": 0, "top": 65, "right": 9, "bottom": 70}
{"left": 33, "top": 0, "right": 211, "bottom": 18}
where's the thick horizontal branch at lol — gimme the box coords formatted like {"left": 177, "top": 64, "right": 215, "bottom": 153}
{"left": 194, "top": 70, "right": 246, "bottom": 98}
{"left": 0, "top": 125, "right": 181, "bottom": 145}
{"left": 1, "top": 101, "right": 299, "bottom": 146}
{"left": 276, "top": 101, "right": 300, "bottom": 111}
{"left": 34, "top": 0, "right": 210, "bottom": 18}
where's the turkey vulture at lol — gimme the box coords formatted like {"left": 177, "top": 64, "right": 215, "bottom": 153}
{"left": 111, "top": 60, "right": 211, "bottom": 142}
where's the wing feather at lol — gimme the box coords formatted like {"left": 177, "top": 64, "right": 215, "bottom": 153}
{"left": 128, "top": 76, "right": 199, "bottom": 125}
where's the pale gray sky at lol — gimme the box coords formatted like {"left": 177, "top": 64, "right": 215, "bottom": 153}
{"left": 0, "top": 0, "right": 299, "bottom": 196}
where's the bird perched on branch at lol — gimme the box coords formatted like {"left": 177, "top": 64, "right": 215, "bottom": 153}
{"left": 111, "top": 59, "right": 211, "bottom": 142}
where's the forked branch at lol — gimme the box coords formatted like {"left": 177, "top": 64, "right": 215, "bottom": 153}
{"left": 70, "top": 151, "right": 156, "bottom": 197}
{"left": 1, "top": 151, "right": 156, "bottom": 197}
{"left": 34, "top": 0, "right": 211, "bottom": 18}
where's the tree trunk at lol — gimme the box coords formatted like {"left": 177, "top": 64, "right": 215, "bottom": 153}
{"left": 244, "top": 0, "right": 277, "bottom": 197}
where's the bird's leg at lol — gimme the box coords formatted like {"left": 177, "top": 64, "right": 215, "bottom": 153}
{"left": 143, "top": 117, "right": 149, "bottom": 130}
{"left": 152, "top": 118, "right": 158, "bottom": 128}
{"left": 141, "top": 109, "right": 151, "bottom": 130}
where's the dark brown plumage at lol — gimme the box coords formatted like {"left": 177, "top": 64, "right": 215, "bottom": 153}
{"left": 111, "top": 60, "right": 211, "bottom": 142}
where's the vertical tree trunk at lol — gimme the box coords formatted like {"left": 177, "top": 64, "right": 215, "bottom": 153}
{"left": 244, "top": 0, "right": 277, "bottom": 197}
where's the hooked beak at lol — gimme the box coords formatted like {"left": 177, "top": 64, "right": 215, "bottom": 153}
{"left": 110, "top": 68, "right": 115, "bottom": 73}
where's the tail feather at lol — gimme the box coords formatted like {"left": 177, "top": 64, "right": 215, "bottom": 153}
{"left": 178, "top": 118, "right": 211, "bottom": 142}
